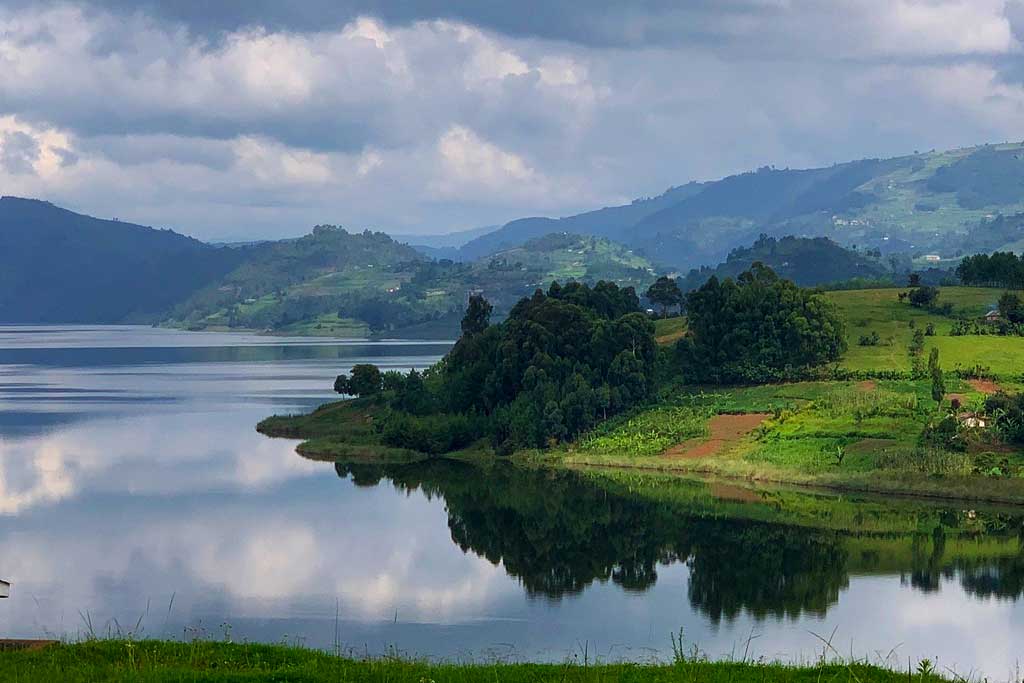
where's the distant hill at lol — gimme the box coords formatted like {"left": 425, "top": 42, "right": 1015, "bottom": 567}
{"left": 164, "top": 225, "right": 431, "bottom": 334}
{"left": 488, "top": 233, "right": 656, "bottom": 285}
{"left": 165, "top": 231, "right": 658, "bottom": 337}
{"left": 393, "top": 224, "right": 499, "bottom": 259}
{"left": 438, "top": 143, "right": 1024, "bottom": 270}
{"left": 678, "top": 235, "right": 892, "bottom": 292}
{"left": 0, "top": 197, "right": 243, "bottom": 323}
{"left": 451, "top": 183, "right": 706, "bottom": 262}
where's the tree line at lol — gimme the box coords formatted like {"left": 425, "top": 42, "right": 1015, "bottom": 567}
{"left": 957, "top": 252, "right": 1024, "bottom": 288}
{"left": 334, "top": 263, "right": 846, "bottom": 454}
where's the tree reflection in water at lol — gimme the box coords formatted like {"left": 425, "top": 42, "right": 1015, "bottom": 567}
{"left": 334, "top": 460, "right": 1024, "bottom": 623}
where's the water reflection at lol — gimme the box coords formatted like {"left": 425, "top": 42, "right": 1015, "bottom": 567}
{"left": 335, "top": 460, "right": 1024, "bottom": 625}
{"left": 3, "top": 326, "right": 1024, "bottom": 674}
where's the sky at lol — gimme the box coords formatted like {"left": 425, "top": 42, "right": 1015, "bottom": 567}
{"left": 2, "top": 1, "right": 1024, "bottom": 241}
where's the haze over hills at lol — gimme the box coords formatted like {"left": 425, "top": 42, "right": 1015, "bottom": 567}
{"left": 443, "top": 143, "right": 1024, "bottom": 270}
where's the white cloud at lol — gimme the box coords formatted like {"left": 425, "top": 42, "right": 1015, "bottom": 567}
{"left": 1, "top": 3, "right": 1024, "bottom": 239}
{"left": 434, "top": 125, "right": 540, "bottom": 197}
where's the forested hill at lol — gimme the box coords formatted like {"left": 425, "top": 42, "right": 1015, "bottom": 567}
{"left": 678, "top": 236, "right": 892, "bottom": 292}
{"left": 165, "top": 231, "right": 658, "bottom": 337}
{"left": 0, "top": 196, "right": 244, "bottom": 323}
{"left": 448, "top": 142, "right": 1024, "bottom": 271}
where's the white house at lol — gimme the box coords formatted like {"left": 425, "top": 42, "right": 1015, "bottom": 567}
{"left": 0, "top": 580, "right": 9, "bottom": 598}
{"left": 924, "top": 254, "right": 941, "bottom": 263}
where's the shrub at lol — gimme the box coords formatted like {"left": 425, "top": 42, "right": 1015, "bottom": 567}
{"left": 379, "top": 411, "right": 485, "bottom": 454}
{"left": 858, "top": 330, "right": 881, "bottom": 346}
{"left": 908, "top": 286, "right": 939, "bottom": 308}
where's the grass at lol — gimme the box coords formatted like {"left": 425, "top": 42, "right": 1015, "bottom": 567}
{"left": 657, "top": 287, "right": 1024, "bottom": 378}
{"left": 823, "top": 287, "right": 1024, "bottom": 377}
{"left": 0, "top": 640, "right": 960, "bottom": 683}
{"left": 557, "top": 378, "right": 1024, "bottom": 504}
{"left": 653, "top": 317, "right": 686, "bottom": 345}
{"left": 257, "top": 399, "right": 425, "bottom": 461}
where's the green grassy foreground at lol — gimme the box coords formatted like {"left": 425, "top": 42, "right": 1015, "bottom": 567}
{"left": 0, "top": 641, "right": 955, "bottom": 683}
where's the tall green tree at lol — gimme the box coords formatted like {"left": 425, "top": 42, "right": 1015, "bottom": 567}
{"left": 461, "top": 294, "right": 493, "bottom": 337}
{"left": 929, "top": 348, "right": 945, "bottom": 404}
{"left": 645, "top": 276, "right": 683, "bottom": 317}
{"left": 675, "top": 263, "right": 846, "bottom": 384}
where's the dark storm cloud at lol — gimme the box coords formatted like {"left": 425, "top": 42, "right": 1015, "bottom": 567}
{"left": 47, "top": 0, "right": 755, "bottom": 48}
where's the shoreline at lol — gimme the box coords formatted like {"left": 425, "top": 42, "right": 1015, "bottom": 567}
{"left": 259, "top": 408, "right": 1024, "bottom": 508}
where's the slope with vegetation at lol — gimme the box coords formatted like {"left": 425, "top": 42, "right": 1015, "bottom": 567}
{"left": 679, "top": 235, "right": 892, "bottom": 291}
{"left": 0, "top": 196, "right": 244, "bottom": 323}
{"left": 165, "top": 231, "right": 659, "bottom": 337}
{"left": 448, "top": 142, "right": 1024, "bottom": 271}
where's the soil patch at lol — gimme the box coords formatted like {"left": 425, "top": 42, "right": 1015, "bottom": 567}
{"left": 856, "top": 380, "right": 878, "bottom": 391}
{"left": 968, "top": 379, "right": 1001, "bottom": 394}
{"left": 664, "top": 413, "right": 769, "bottom": 460}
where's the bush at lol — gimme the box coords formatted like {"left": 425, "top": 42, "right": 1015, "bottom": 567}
{"left": 379, "top": 411, "right": 485, "bottom": 454}
{"left": 908, "top": 286, "right": 939, "bottom": 308}
{"left": 858, "top": 330, "right": 881, "bottom": 346}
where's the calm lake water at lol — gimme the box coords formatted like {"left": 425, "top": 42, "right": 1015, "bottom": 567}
{"left": 1, "top": 325, "right": 1024, "bottom": 677}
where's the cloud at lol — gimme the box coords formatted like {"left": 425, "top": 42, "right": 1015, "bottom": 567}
{"left": 1, "top": 3, "right": 1023, "bottom": 240}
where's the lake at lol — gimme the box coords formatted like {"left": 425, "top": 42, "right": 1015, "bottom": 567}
{"left": 1, "top": 325, "right": 1023, "bottom": 677}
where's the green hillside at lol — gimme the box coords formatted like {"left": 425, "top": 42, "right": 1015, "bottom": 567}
{"left": 165, "top": 231, "right": 658, "bottom": 337}
{"left": 456, "top": 142, "right": 1024, "bottom": 270}
{"left": 679, "top": 235, "right": 892, "bottom": 291}
{"left": 657, "top": 285, "right": 1021, "bottom": 378}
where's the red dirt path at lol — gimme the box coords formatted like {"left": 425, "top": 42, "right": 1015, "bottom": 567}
{"left": 664, "top": 413, "right": 770, "bottom": 460}
{"left": 968, "top": 378, "right": 1000, "bottom": 394}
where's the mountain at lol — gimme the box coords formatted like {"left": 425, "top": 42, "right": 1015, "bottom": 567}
{"left": 392, "top": 224, "right": 499, "bottom": 259}
{"left": 678, "top": 235, "right": 893, "bottom": 292}
{"left": 486, "top": 233, "right": 656, "bottom": 287}
{"left": 165, "top": 231, "right": 658, "bottom": 337}
{"left": 0, "top": 196, "right": 244, "bottom": 323}
{"left": 451, "top": 183, "right": 706, "bottom": 262}
{"left": 439, "top": 143, "right": 1024, "bottom": 271}
{"left": 164, "top": 225, "right": 431, "bottom": 334}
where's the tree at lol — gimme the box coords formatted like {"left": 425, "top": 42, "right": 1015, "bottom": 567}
{"left": 645, "top": 276, "right": 683, "bottom": 317}
{"left": 908, "top": 273, "right": 921, "bottom": 287}
{"left": 345, "top": 364, "right": 382, "bottom": 397}
{"left": 908, "top": 286, "right": 939, "bottom": 308}
{"left": 333, "top": 374, "right": 350, "bottom": 394}
{"left": 929, "top": 348, "right": 945, "bottom": 404}
{"left": 676, "top": 263, "right": 846, "bottom": 384}
{"left": 999, "top": 292, "right": 1024, "bottom": 323}
{"left": 461, "top": 294, "right": 493, "bottom": 337}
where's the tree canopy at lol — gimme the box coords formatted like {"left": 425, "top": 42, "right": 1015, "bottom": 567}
{"left": 377, "top": 280, "right": 657, "bottom": 454}
{"left": 645, "top": 276, "right": 683, "bottom": 316}
{"left": 675, "top": 263, "right": 846, "bottom": 383}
